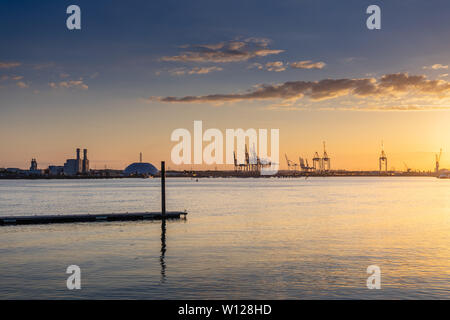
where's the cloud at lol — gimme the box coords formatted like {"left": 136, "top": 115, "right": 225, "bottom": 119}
{"left": 265, "top": 61, "right": 286, "bottom": 72}
{"left": 152, "top": 73, "right": 450, "bottom": 108}
{"left": 423, "top": 64, "right": 448, "bottom": 70}
{"left": 49, "top": 79, "right": 88, "bottom": 90}
{"left": 290, "top": 60, "right": 326, "bottom": 69}
{"left": 0, "top": 62, "right": 21, "bottom": 69}
{"left": 248, "top": 61, "right": 286, "bottom": 72}
{"left": 324, "top": 105, "right": 450, "bottom": 111}
{"left": 249, "top": 60, "right": 325, "bottom": 72}
{"left": 161, "top": 38, "right": 284, "bottom": 63}
{"left": 33, "top": 62, "right": 55, "bottom": 70}
{"left": 189, "top": 66, "right": 223, "bottom": 75}
{"left": 16, "top": 81, "right": 29, "bottom": 88}
{"left": 248, "top": 62, "right": 264, "bottom": 70}
{"left": 169, "top": 66, "right": 223, "bottom": 76}
{"left": 1, "top": 75, "right": 23, "bottom": 82}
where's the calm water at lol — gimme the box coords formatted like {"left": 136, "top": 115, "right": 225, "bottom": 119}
{"left": 0, "top": 177, "right": 449, "bottom": 299}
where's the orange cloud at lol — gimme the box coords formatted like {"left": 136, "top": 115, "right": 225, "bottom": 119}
{"left": 168, "top": 66, "right": 223, "bottom": 76}
{"left": 423, "top": 64, "right": 448, "bottom": 70}
{"left": 152, "top": 73, "right": 450, "bottom": 109}
{"left": 49, "top": 79, "right": 88, "bottom": 90}
{"left": 290, "top": 60, "right": 326, "bottom": 69}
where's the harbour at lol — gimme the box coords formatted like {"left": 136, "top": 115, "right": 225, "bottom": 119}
{"left": 0, "top": 177, "right": 449, "bottom": 299}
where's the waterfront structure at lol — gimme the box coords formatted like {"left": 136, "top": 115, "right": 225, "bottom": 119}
{"left": 299, "top": 157, "right": 314, "bottom": 172}
{"left": 63, "top": 159, "right": 80, "bottom": 176}
{"left": 27, "top": 158, "right": 44, "bottom": 175}
{"left": 284, "top": 142, "right": 331, "bottom": 173}
{"left": 30, "top": 159, "right": 37, "bottom": 171}
{"left": 124, "top": 153, "right": 158, "bottom": 176}
{"left": 313, "top": 152, "right": 321, "bottom": 171}
{"left": 285, "top": 154, "right": 297, "bottom": 171}
{"left": 232, "top": 144, "right": 274, "bottom": 174}
{"left": 48, "top": 166, "right": 64, "bottom": 176}
{"left": 63, "top": 148, "right": 89, "bottom": 175}
{"left": 311, "top": 142, "right": 331, "bottom": 172}
{"left": 379, "top": 143, "right": 388, "bottom": 173}
{"left": 82, "top": 149, "right": 90, "bottom": 174}
{"left": 322, "top": 142, "right": 331, "bottom": 172}
{"left": 435, "top": 149, "right": 442, "bottom": 174}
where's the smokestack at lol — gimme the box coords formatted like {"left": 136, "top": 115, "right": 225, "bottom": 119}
{"left": 76, "top": 148, "right": 81, "bottom": 161}
{"left": 83, "top": 149, "right": 87, "bottom": 160}
{"left": 140, "top": 152, "right": 142, "bottom": 163}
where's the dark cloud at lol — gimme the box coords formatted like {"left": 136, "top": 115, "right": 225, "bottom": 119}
{"left": 152, "top": 73, "right": 450, "bottom": 105}
{"left": 161, "top": 38, "right": 284, "bottom": 63}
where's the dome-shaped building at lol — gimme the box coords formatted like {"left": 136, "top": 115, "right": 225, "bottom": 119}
{"left": 124, "top": 162, "right": 158, "bottom": 176}
{"left": 124, "top": 153, "right": 158, "bottom": 176}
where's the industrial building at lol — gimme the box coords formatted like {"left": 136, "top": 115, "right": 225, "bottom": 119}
{"left": 63, "top": 148, "right": 90, "bottom": 176}
{"left": 48, "top": 166, "right": 64, "bottom": 176}
{"left": 124, "top": 153, "right": 158, "bottom": 176}
{"left": 30, "top": 159, "right": 37, "bottom": 171}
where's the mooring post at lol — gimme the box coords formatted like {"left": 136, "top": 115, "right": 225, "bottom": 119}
{"left": 161, "top": 161, "right": 166, "bottom": 219}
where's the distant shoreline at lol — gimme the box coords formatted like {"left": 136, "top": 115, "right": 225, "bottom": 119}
{"left": 0, "top": 170, "right": 440, "bottom": 179}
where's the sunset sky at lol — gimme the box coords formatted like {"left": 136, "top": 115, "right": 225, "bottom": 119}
{"left": 1, "top": 0, "right": 450, "bottom": 171}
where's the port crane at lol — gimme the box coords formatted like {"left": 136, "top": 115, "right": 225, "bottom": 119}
{"left": 233, "top": 144, "right": 275, "bottom": 173}
{"left": 285, "top": 154, "right": 297, "bottom": 171}
{"left": 435, "top": 149, "right": 442, "bottom": 173}
{"left": 322, "top": 141, "right": 331, "bottom": 171}
{"left": 379, "top": 141, "right": 388, "bottom": 173}
{"left": 312, "top": 152, "right": 321, "bottom": 171}
{"left": 299, "top": 157, "right": 314, "bottom": 172}
{"left": 403, "top": 162, "right": 411, "bottom": 173}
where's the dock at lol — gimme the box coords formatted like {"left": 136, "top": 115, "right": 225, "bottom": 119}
{"left": 0, "top": 211, "right": 187, "bottom": 226}
{"left": 1, "top": 161, "right": 188, "bottom": 227}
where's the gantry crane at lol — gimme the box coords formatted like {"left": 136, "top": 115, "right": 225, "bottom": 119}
{"left": 285, "top": 154, "right": 297, "bottom": 171}
{"left": 435, "top": 149, "right": 442, "bottom": 173}
{"left": 379, "top": 142, "right": 388, "bottom": 173}
{"left": 403, "top": 162, "right": 411, "bottom": 173}
{"left": 322, "top": 141, "right": 330, "bottom": 171}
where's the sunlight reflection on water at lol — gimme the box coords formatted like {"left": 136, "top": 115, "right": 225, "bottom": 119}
{"left": 0, "top": 177, "right": 449, "bottom": 299}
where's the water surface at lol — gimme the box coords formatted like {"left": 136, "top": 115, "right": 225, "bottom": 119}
{"left": 0, "top": 177, "right": 449, "bottom": 299}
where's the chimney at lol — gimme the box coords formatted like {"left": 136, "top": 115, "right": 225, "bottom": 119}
{"left": 76, "top": 148, "right": 81, "bottom": 161}
{"left": 82, "top": 149, "right": 89, "bottom": 174}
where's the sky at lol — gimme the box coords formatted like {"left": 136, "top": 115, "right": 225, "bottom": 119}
{"left": 1, "top": 0, "right": 450, "bottom": 171}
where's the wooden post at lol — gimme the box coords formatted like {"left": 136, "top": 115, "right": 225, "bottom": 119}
{"left": 161, "top": 161, "right": 166, "bottom": 219}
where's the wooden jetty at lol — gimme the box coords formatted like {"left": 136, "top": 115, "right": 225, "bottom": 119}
{"left": 1, "top": 161, "right": 188, "bottom": 227}
{"left": 0, "top": 211, "right": 187, "bottom": 226}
